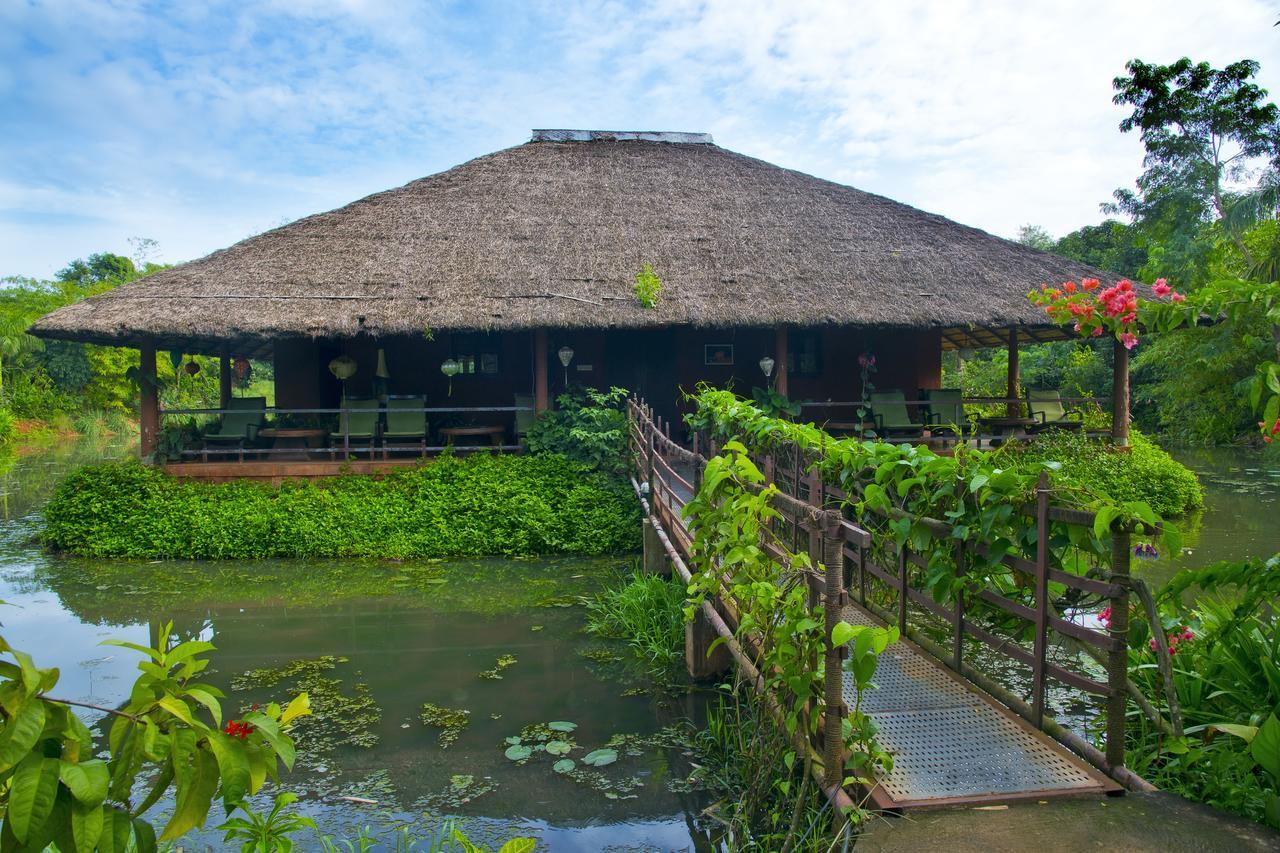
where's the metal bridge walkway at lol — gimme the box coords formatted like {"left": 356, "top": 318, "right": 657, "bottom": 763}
{"left": 839, "top": 604, "right": 1117, "bottom": 809}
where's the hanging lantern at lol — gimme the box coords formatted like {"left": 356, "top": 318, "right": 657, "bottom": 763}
{"left": 233, "top": 357, "right": 251, "bottom": 381}
{"left": 758, "top": 356, "right": 775, "bottom": 378}
{"left": 440, "top": 358, "right": 461, "bottom": 396}
{"left": 557, "top": 346, "right": 574, "bottom": 387}
{"left": 375, "top": 348, "right": 390, "bottom": 379}
{"left": 184, "top": 361, "right": 201, "bottom": 376}
{"left": 328, "top": 355, "right": 358, "bottom": 380}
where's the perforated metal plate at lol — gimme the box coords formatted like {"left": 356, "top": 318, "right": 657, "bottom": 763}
{"left": 841, "top": 604, "right": 1110, "bottom": 805}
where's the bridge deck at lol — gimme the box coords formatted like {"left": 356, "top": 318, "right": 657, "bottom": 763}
{"left": 840, "top": 604, "right": 1118, "bottom": 809}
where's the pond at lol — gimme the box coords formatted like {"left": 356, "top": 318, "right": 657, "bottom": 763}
{"left": 0, "top": 440, "right": 718, "bottom": 850}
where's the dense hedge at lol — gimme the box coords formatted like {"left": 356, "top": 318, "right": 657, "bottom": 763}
{"left": 43, "top": 454, "right": 641, "bottom": 559}
{"left": 1007, "top": 428, "right": 1203, "bottom": 516}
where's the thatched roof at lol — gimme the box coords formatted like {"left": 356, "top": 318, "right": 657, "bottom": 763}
{"left": 31, "top": 130, "right": 1109, "bottom": 356}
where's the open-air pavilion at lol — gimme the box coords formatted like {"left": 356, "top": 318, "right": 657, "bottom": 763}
{"left": 29, "top": 129, "right": 1129, "bottom": 481}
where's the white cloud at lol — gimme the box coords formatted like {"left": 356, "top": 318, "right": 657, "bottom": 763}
{"left": 2, "top": 0, "right": 1278, "bottom": 276}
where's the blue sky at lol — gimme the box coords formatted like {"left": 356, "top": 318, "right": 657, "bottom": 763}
{"left": 2, "top": 0, "right": 1278, "bottom": 277}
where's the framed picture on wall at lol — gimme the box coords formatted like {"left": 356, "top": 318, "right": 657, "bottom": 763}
{"left": 704, "top": 343, "right": 734, "bottom": 366}
{"left": 479, "top": 353, "right": 499, "bottom": 374}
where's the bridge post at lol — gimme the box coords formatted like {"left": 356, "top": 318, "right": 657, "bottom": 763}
{"left": 642, "top": 518, "right": 669, "bottom": 576}
{"left": 821, "top": 516, "right": 847, "bottom": 792}
{"left": 1106, "top": 526, "right": 1132, "bottom": 770}
{"left": 686, "top": 603, "right": 731, "bottom": 680}
{"left": 1031, "top": 471, "right": 1051, "bottom": 728}
{"left": 952, "top": 543, "right": 966, "bottom": 672}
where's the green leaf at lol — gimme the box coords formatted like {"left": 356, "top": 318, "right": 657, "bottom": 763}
{"left": 96, "top": 807, "right": 132, "bottom": 853}
{"left": 59, "top": 759, "right": 110, "bottom": 807}
{"left": 1093, "top": 505, "right": 1122, "bottom": 539}
{"left": 830, "top": 621, "right": 858, "bottom": 649}
{"left": 1252, "top": 714, "right": 1280, "bottom": 781}
{"left": 71, "top": 800, "right": 104, "bottom": 853}
{"left": 131, "top": 818, "right": 158, "bottom": 853}
{"left": 242, "top": 713, "right": 295, "bottom": 770}
{"left": 0, "top": 698, "right": 46, "bottom": 773}
{"left": 504, "top": 744, "right": 533, "bottom": 762}
{"left": 205, "top": 732, "right": 251, "bottom": 808}
{"left": 157, "top": 696, "right": 200, "bottom": 729}
{"left": 159, "top": 747, "right": 219, "bottom": 840}
{"left": 1208, "top": 722, "right": 1257, "bottom": 742}
{"left": 545, "top": 740, "right": 572, "bottom": 756}
{"left": 552, "top": 758, "right": 575, "bottom": 774}
{"left": 547, "top": 721, "right": 577, "bottom": 732}
{"left": 7, "top": 753, "right": 60, "bottom": 842}
{"left": 498, "top": 840, "right": 537, "bottom": 853}
{"left": 183, "top": 686, "right": 223, "bottom": 728}
{"left": 582, "top": 748, "right": 618, "bottom": 767}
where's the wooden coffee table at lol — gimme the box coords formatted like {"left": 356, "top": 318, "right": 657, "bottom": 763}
{"left": 258, "top": 428, "right": 329, "bottom": 459}
{"left": 439, "top": 425, "right": 506, "bottom": 447}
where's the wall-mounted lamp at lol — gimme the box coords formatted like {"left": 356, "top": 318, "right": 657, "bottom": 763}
{"left": 441, "top": 357, "right": 461, "bottom": 396}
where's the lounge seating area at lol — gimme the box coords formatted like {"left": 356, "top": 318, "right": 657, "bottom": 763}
{"left": 176, "top": 397, "right": 535, "bottom": 464}
{"left": 808, "top": 388, "right": 1107, "bottom": 447}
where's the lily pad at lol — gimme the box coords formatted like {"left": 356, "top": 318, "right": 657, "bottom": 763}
{"left": 582, "top": 748, "right": 618, "bottom": 767}
{"left": 548, "top": 721, "right": 578, "bottom": 732}
{"left": 504, "top": 736, "right": 523, "bottom": 746}
{"left": 553, "top": 759, "right": 575, "bottom": 774}
{"left": 504, "top": 744, "right": 533, "bottom": 762}
{"left": 546, "top": 740, "right": 572, "bottom": 756}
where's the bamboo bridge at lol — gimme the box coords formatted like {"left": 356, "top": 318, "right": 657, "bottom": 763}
{"left": 627, "top": 399, "right": 1155, "bottom": 814}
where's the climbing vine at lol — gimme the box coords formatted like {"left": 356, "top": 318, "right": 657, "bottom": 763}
{"left": 682, "top": 442, "right": 896, "bottom": 802}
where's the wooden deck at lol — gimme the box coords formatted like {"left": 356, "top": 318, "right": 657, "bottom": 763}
{"left": 165, "top": 458, "right": 435, "bottom": 485}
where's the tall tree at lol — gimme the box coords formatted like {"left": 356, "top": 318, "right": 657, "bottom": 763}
{"left": 1109, "top": 58, "right": 1280, "bottom": 284}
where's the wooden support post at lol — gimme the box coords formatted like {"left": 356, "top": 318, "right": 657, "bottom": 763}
{"left": 1106, "top": 525, "right": 1132, "bottom": 770}
{"left": 1031, "top": 471, "right": 1051, "bottom": 728}
{"left": 952, "top": 543, "right": 966, "bottom": 672}
{"left": 1112, "top": 337, "right": 1130, "bottom": 447}
{"left": 534, "top": 329, "right": 549, "bottom": 412}
{"left": 775, "top": 327, "right": 789, "bottom": 397}
{"left": 1006, "top": 327, "right": 1021, "bottom": 418}
{"left": 686, "top": 604, "right": 732, "bottom": 680}
{"left": 822, "top": 521, "right": 846, "bottom": 789}
{"left": 219, "top": 351, "right": 232, "bottom": 410}
{"left": 642, "top": 518, "right": 669, "bottom": 576}
{"left": 139, "top": 340, "right": 158, "bottom": 460}
{"left": 897, "top": 544, "right": 909, "bottom": 636}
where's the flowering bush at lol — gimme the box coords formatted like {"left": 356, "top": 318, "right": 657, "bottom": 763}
{"left": 1028, "top": 277, "right": 1185, "bottom": 350}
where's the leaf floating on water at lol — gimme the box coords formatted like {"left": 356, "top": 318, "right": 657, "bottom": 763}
{"left": 530, "top": 625, "right": 544, "bottom": 632}
{"left": 505, "top": 744, "right": 533, "bottom": 762}
{"left": 583, "top": 748, "right": 618, "bottom": 767}
{"left": 547, "top": 721, "right": 578, "bottom": 732}
{"left": 546, "top": 740, "right": 572, "bottom": 756}
{"left": 505, "top": 736, "right": 523, "bottom": 745}
{"left": 553, "top": 759, "right": 575, "bottom": 774}
{"left": 420, "top": 703, "right": 471, "bottom": 748}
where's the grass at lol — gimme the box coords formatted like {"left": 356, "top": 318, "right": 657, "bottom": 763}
{"left": 583, "top": 570, "right": 686, "bottom": 683}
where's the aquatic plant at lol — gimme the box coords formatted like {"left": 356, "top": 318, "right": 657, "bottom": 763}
{"left": 420, "top": 703, "right": 471, "bottom": 748}
{"left": 477, "top": 654, "right": 517, "bottom": 680}
{"left": 584, "top": 570, "right": 686, "bottom": 684}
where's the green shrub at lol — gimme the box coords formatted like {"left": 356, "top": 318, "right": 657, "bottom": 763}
{"left": 524, "top": 386, "right": 629, "bottom": 475}
{"left": 0, "top": 407, "right": 13, "bottom": 444}
{"left": 1007, "top": 428, "right": 1203, "bottom": 516}
{"left": 584, "top": 570, "right": 686, "bottom": 682}
{"left": 43, "top": 454, "right": 641, "bottom": 559}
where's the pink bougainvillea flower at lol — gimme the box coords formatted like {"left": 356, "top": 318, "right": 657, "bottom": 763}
{"left": 1082, "top": 278, "right": 1100, "bottom": 291}
{"left": 1121, "top": 332, "right": 1138, "bottom": 349}
{"left": 1152, "top": 279, "right": 1171, "bottom": 297}
{"left": 1091, "top": 325, "right": 1104, "bottom": 337}
{"left": 1171, "top": 292, "right": 1186, "bottom": 302}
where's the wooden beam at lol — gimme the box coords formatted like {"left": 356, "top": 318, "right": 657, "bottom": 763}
{"left": 774, "top": 327, "right": 789, "bottom": 397}
{"left": 534, "top": 329, "right": 549, "bottom": 412}
{"left": 219, "top": 350, "right": 232, "bottom": 410}
{"left": 139, "top": 341, "right": 159, "bottom": 460}
{"left": 1006, "top": 327, "right": 1021, "bottom": 418}
{"left": 1112, "top": 337, "right": 1130, "bottom": 446}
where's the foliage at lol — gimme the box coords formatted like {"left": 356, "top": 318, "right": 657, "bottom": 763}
{"left": 1006, "top": 428, "right": 1203, "bottom": 516}
{"left": 748, "top": 385, "right": 801, "bottom": 419}
{"left": 1124, "top": 554, "right": 1280, "bottom": 827}
{"left": 218, "top": 791, "right": 316, "bottom": 852}
{"left": 524, "top": 386, "right": 630, "bottom": 476}
{"left": 42, "top": 454, "right": 640, "bottom": 559}
{"left": 0, "top": 407, "right": 14, "bottom": 444}
{"left": 633, "top": 263, "right": 662, "bottom": 309}
{"left": 685, "top": 388, "right": 1179, "bottom": 602}
{"left": 682, "top": 439, "right": 893, "bottom": 830}
{"left": 1054, "top": 219, "right": 1149, "bottom": 279}
{"left": 1029, "top": 276, "right": 1185, "bottom": 350}
{"left": 0, "top": 620, "right": 308, "bottom": 850}
{"left": 1109, "top": 57, "right": 1280, "bottom": 284}
{"left": 584, "top": 570, "right": 686, "bottom": 683}
{"left": 1014, "top": 224, "right": 1055, "bottom": 251}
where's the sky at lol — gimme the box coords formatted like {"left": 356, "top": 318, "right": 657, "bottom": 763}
{"left": 1, "top": 0, "right": 1278, "bottom": 278}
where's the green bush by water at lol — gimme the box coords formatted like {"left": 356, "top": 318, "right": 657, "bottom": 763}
{"left": 43, "top": 454, "right": 640, "bottom": 559}
{"left": 584, "top": 570, "right": 686, "bottom": 683}
{"left": 1007, "top": 428, "right": 1203, "bottom": 516}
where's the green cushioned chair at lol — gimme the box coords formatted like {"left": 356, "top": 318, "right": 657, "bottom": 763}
{"left": 333, "top": 398, "right": 381, "bottom": 458}
{"left": 202, "top": 396, "right": 265, "bottom": 461}
{"left": 868, "top": 390, "right": 925, "bottom": 440}
{"left": 1027, "top": 389, "right": 1085, "bottom": 432}
{"left": 925, "top": 388, "right": 977, "bottom": 437}
{"left": 514, "top": 393, "right": 536, "bottom": 444}
{"left": 383, "top": 396, "right": 428, "bottom": 458}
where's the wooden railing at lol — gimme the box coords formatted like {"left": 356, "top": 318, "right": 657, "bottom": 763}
{"left": 628, "top": 396, "right": 1147, "bottom": 792}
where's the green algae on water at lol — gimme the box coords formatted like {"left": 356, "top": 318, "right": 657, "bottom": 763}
{"left": 478, "top": 653, "right": 518, "bottom": 680}
{"left": 420, "top": 702, "right": 471, "bottom": 748}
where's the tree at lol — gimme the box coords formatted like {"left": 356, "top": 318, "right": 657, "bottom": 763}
{"left": 1054, "top": 220, "right": 1149, "bottom": 278}
{"left": 1015, "top": 224, "right": 1056, "bottom": 251}
{"left": 1109, "top": 58, "right": 1280, "bottom": 284}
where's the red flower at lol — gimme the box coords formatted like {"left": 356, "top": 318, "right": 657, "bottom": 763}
{"left": 1152, "top": 279, "right": 1171, "bottom": 297}
{"left": 224, "top": 719, "right": 256, "bottom": 740}
{"left": 1082, "top": 278, "right": 1100, "bottom": 291}
{"left": 1171, "top": 292, "right": 1185, "bottom": 302}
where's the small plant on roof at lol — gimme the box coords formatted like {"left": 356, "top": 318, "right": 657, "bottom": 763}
{"left": 633, "top": 263, "right": 662, "bottom": 309}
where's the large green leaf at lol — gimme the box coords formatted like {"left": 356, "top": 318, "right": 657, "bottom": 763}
{"left": 7, "top": 753, "right": 60, "bottom": 842}
{"left": 159, "top": 747, "right": 219, "bottom": 840}
{"left": 1252, "top": 714, "right": 1280, "bottom": 781}
{"left": 131, "top": 818, "right": 158, "bottom": 853}
{"left": 58, "top": 759, "right": 109, "bottom": 808}
{"left": 0, "top": 699, "right": 46, "bottom": 773}
{"left": 95, "top": 807, "right": 132, "bottom": 853}
{"left": 205, "top": 731, "right": 251, "bottom": 808}
{"left": 242, "top": 713, "right": 295, "bottom": 770}
{"left": 70, "top": 800, "right": 104, "bottom": 853}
